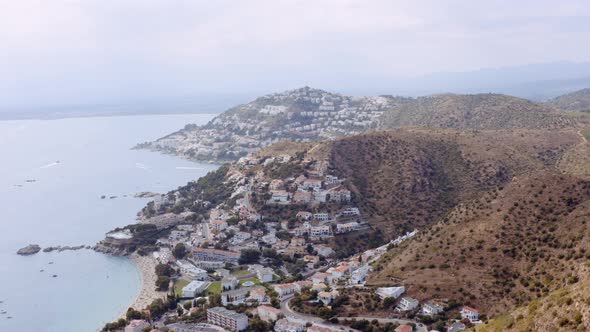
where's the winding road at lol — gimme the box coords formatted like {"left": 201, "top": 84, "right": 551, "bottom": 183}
{"left": 280, "top": 296, "right": 428, "bottom": 332}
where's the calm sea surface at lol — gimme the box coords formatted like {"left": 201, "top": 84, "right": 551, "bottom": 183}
{"left": 0, "top": 114, "right": 218, "bottom": 332}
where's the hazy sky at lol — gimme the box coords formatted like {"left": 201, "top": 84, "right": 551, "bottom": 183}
{"left": 1, "top": 0, "right": 590, "bottom": 108}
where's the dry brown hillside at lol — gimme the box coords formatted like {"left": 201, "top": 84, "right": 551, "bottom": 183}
{"left": 548, "top": 88, "right": 590, "bottom": 113}
{"left": 329, "top": 129, "right": 581, "bottom": 237}
{"left": 379, "top": 94, "right": 577, "bottom": 130}
{"left": 368, "top": 170, "right": 590, "bottom": 317}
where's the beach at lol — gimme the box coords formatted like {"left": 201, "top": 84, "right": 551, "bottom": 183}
{"left": 129, "top": 253, "right": 167, "bottom": 311}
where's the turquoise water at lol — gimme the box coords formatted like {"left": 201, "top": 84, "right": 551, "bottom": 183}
{"left": 0, "top": 114, "right": 218, "bottom": 332}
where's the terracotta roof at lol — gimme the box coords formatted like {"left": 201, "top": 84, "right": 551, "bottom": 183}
{"left": 463, "top": 306, "right": 479, "bottom": 313}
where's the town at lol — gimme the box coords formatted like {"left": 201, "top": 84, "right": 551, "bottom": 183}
{"left": 102, "top": 147, "right": 483, "bottom": 332}
{"left": 137, "top": 87, "right": 402, "bottom": 162}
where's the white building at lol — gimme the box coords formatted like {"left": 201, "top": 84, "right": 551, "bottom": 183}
{"left": 256, "top": 305, "right": 283, "bottom": 322}
{"left": 182, "top": 280, "right": 209, "bottom": 298}
{"left": 221, "top": 288, "right": 249, "bottom": 306}
{"left": 422, "top": 302, "right": 444, "bottom": 316}
{"left": 318, "top": 290, "right": 339, "bottom": 305}
{"left": 376, "top": 286, "right": 405, "bottom": 299}
{"left": 461, "top": 306, "right": 480, "bottom": 322}
{"left": 313, "top": 213, "right": 330, "bottom": 221}
{"left": 207, "top": 307, "right": 248, "bottom": 332}
{"left": 176, "top": 260, "right": 208, "bottom": 280}
{"left": 397, "top": 297, "right": 419, "bottom": 311}
{"left": 222, "top": 276, "right": 239, "bottom": 291}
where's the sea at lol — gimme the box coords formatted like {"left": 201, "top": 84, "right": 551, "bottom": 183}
{"left": 0, "top": 114, "right": 219, "bottom": 332}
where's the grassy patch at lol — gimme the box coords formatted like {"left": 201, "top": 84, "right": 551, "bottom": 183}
{"left": 232, "top": 269, "right": 251, "bottom": 277}
{"left": 239, "top": 277, "right": 261, "bottom": 286}
{"left": 581, "top": 128, "right": 590, "bottom": 141}
{"left": 173, "top": 279, "right": 190, "bottom": 296}
{"left": 207, "top": 281, "right": 222, "bottom": 295}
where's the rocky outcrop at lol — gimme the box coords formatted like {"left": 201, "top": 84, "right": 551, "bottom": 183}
{"left": 16, "top": 244, "right": 41, "bottom": 255}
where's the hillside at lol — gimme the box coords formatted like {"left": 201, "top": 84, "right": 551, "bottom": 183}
{"left": 474, "top": 264, "right": 590, "bottom": 332}
{"left": 137, "top": 87, "right": 400, "bottom": 161}
{"left": 378, "top": 93, "right": 576, "bottom": 130}
{"left": 368, "top": 166, "right": 590, "bottom": 317}
{"left": 548, "top": 88, "right": 590, "bottom": 113}
{"left": 330, "top": 129, "right": 581, "bottom": 237}
{"left": 138, "top": 88, "right": 578, "bottom": 162}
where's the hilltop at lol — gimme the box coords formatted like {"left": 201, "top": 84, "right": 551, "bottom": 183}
{"left": 136, "top": 87, "right": 399, "bottom": 162}
{"left": 547, "top": 88, "right": 590, "bottom": 113}
{"left": 137, "top": 88, "right": 577, "bottom": 162}
{"left": 378, "top": 93, "right": 575, "bottom": 130}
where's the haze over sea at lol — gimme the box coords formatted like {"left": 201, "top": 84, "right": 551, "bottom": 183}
{"left": 0, "top": 114, "right": 218, "bottom": 332}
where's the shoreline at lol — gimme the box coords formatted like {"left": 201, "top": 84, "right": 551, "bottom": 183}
{"left": 127, "top": 253, "right": 167, "bottom": 313}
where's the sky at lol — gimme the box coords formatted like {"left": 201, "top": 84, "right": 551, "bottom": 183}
{"left": 1, "top": 0, "right": 590, "bottom": 109}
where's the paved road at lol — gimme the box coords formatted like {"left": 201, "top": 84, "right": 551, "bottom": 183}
{"left": 280, "top": 297, "right": 427, "bottom": 332}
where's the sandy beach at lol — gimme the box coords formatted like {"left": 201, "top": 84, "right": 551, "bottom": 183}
{"left": 128, "top": 253, "right": 167, "bottom": 311}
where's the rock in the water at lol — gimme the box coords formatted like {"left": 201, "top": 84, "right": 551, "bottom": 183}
{"left": 16, "top": 244, "right": 41, "bottom": 256}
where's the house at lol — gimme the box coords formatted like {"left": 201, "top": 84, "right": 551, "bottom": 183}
{"left": 395, "top": 325, "right": 413, "bottom": 332}
{"left": 302, "top": 179, "right": 323, "bottom": 190}
{"left": 397, "top": 297, "right": 419, "bottom": 311}
{"left": 461, "top": 306, "right": 480, "bottom": 322}
{"left": 230, "top": 231, "right": 252, "bottom": 245}
{"left": 312, "top": 283, "right": 327, "bottom": 292}
{"left": 222, "top": 276, "right": 239, "bottom": 291}
{"left": 314, "top": 245, "right": 334, "bottom": 257}
{"left": 296, "top": 211, "right": 313, "bottom": 220}
{"left": 376, "top": 286, "right": 406, "bottom": 299}
{"left": 293, "top": 191, "right": 313, "bottom": 204}
{"left": 311, "top": 272, "right": 331, "bottom": 284}
{"left": 273, "top": 283, "right": 296, "bottom": 299}
{"left": 249, "top": 287, "right": 267, "bottom": 303}
{"left": 318, "top": 290, "right": 339, "bottom": 305}
{"left": 270, "top": 190, "right": 290, "bottom": 203}
{"left": 448, "top": 322, "right": 466, "bottom": 332}
{"left": 248, "top": 265, "right": 275, "bottom": 283}
{"left": 304, "top": 255, "right": 320, "bottom": 265}
{"left": 270, "top": 179, "right": 285, "bottom": 190}
{"left": 312, "top": 213, "right": 330, "bottom": 221}
{"left": 182, "top": 280, "right": 209, "bottom": 298}
{"left": 176, "top": 260, "right": 208, "bottom": 280}
{"left": 329, "top": 188, "right": 351, "bottom": 202}
{"left": 193, "top": 248, "right": 240, "bottom": 264}
{"left": 125, "top": 320, "right": 150, "bottom": 332}
{"left": 274, "top": 318, "right": 306, "bottom": 332}
{"left": 327, "top": 265, "right": 350, "bottom": 280}
{"left": 215, "top": 268, "right": 231, "bottom": 278}
{"left": 293, "top": 280, "right": 313, "bottom": 293}
{"left": 341, "top": 207, "right": 360, "bottom": 216}
{"left": 211, "top": 219, "right": 228, "bottom": 231}
{"left": 221, "top": 288, "right": 249, "bottom": 306}
{"left": 422, "top": 302, "right": 444, "bottom": 316}
{"left": 310, "top": 226, "right": 331, "bottom": 239}
{"left": 284, "top": 245, "right": 306, "bottom": 258}
{"left": 207, "top": 307, "right": 248, "bottom": 332}
{"left": 257, "top": 305, "right": 283, "bottom": 322}
{"left": 291, "top": 237, "right": 306, "bottom": 246}
{"left": 350, "top": 266, "right": 371, "bottom": 284}
{"left": 336, "top": 222, "right": 358, "bottom": 233}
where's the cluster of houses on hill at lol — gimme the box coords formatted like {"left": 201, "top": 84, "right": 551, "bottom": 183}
{"left": 144, "top": 87, "right": 395, "bottom": 161}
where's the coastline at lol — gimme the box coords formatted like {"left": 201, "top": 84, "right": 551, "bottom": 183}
{"left": 128, "top": 253, "right": 167, "bottom": 312}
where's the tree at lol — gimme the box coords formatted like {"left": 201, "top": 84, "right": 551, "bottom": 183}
{"left": 173, "top": 243, "right": 187, "bottom": 259}
{"left": 238, "top": 249, "right": 261, "bottom": 264}
{"left": 248, "top": 316, "right": 271, "bottom": 332}
{"left": 155, "top": 275, "right": 170, "bottom": 291}
{"left": 155, "top": 263, "right": 173, "bottom": 277}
